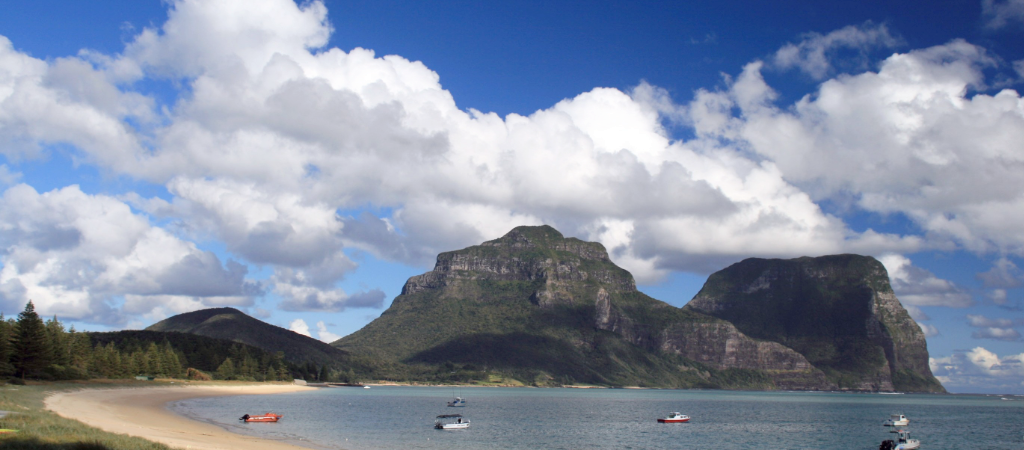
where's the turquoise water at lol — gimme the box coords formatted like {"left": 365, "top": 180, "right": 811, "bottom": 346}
{"left": 170, "top": 386, "right": 1023, "bottom": 450}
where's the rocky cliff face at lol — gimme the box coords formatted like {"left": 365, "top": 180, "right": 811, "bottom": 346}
{"left": 685, "top": 255, "right": 944, "bottom": 392}
{"left": 336, "top": 226, "right": 835, "bottom": 389}
{"left": 400, "top": 226, "right": 636, "bottom": 297}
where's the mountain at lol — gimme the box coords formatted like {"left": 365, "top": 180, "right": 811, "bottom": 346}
{"left": 333, "top": 225, "right": 835, "bottom": 389}
{"left": 146, "top": 307, "right": 349, "bottom": 367}
{"left": 684, "top": 255, "right": 945, "bottom": 392}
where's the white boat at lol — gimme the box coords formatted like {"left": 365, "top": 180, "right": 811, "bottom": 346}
{"left": 883, "top": 414, "right": 909, "bottom": 427}
{"left": 447, "top": 396, "right": 467, "bottom": 407}
{"left": 657, "top": 412, "right": 690, "bottom": 423}
{"left": 879, "top": 429, "right": 920, "bottom": 450}
{"left": 435, "top": 414, "right": 469, "bottom": 429}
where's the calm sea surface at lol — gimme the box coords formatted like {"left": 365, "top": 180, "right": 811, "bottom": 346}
{"left": 169, "top": 386, "right": 1023, "bottom": 450}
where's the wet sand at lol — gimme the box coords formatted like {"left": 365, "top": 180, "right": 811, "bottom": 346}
{"left": 45, "top": 383, "right": 317, "bottom": 450}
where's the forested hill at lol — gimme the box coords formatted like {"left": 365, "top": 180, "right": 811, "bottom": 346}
{"left": 87, "top": 330, "right": 296, "bottom": 380}
{"left": 145, "top": 307, "right": 350, "bottom": 367}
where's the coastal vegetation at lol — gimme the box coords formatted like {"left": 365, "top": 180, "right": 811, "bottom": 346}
{"left": 0, "top": 381, "right": 172, "bottom": 450}
{"left": 0, "top": 302, "right": 325, "bottom": 383}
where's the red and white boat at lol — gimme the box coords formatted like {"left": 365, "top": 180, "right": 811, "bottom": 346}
{"left": 239, "top": 413, "right": 282, "bottom": 423}
{"left": 657, "top": 412, "right": 690, "bottom": 423}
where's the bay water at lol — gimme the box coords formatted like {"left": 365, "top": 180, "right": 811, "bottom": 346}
{"left": 170, "top": 386, "right": 1023, "bottom": 449}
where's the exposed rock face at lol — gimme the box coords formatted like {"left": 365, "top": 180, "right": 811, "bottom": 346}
{"left": 401, "top": 226, "right": 636, "bottom": 297}
{"left": 685, "top": 255, "right": 944, "bottom": 392}
{"left": 337, "top": 225, "right": 836, "bottom": 389}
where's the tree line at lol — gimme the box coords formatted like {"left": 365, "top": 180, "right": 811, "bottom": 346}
{"left": 0, "top": 301, "right": 323, "bottom": 382}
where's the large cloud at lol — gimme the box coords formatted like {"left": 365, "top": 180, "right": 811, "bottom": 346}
{"left": 0, "top": 184, "right": 257, "bottom": 324}
{"left": 0, "top": 0, "right": 1022, "bottom": 325}
{"left": 693, "top": 40, "right": 1024, "bottom": 256}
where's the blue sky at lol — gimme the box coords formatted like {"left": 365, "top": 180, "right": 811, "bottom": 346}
{"left": 1, "top": 0, "right": 1022, "bottom": 393}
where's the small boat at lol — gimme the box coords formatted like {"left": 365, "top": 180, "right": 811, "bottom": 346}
{"left": 883, "top": 414, "right": 909, "bottom": 427}
{"left": 447, "top": 396, "right": 467, "bottom": 407}
{"left": 239, "top": 413, "right": 282, "bottom": 423}
{"left": 657, "top": 412, "right": 690, "bottom": 423}
{"left": 435, "top": 414, "right": 469, "bottom": 429}
{"left": 879, "top": 429, "right": 920, "bottom": 450}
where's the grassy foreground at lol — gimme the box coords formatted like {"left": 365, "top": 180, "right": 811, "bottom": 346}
{"left": 0, "top": 380, "right": 173, "bottom": 450}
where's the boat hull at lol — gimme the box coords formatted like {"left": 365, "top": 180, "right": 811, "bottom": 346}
{"left": 436, "top": 422, "right": 470, "bottom": 429}
{"left": 242, "top": 413, "right": 282, "bottom": 423}
{"left": 657, "top": 418, "right": 689, "bottom": 423}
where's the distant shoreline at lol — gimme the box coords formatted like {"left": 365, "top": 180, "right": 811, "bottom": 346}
{"left": 45, "top": 382, "right": 317, "bottom": 450}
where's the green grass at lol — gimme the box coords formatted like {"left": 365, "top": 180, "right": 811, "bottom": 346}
{"left": 0, "top": 380, "right": 174, "bottom": 450}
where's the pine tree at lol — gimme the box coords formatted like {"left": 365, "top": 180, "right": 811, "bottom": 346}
{"left": 161, "top": 341, "right": 183, "bottom": 378}
{"left": 14, "top": 301, "right": 52, "bottom": 379}
{"left": 0, "top": 313, "right": 14, "bottom": 376}
{"left": 216, "top": 357, "right": 236, "bottom": 380}
{"left": 145, "top": 342, "right": 163, "bottom": 376}
{"left": 45, "top": 315, "right": 71, "bottom": 368}
{"left": 69, "top": 330, "right": 92, "bottom": 377}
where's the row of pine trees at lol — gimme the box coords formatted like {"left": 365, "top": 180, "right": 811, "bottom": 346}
{"left": 0, "top": 301, "right": 295, "bottom": 382}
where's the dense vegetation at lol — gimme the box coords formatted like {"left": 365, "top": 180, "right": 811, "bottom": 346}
{"left": 0, "top": 301, "right": 342, "bottom": 383}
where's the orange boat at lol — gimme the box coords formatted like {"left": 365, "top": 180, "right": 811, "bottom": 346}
{"left": 239, "top": 413, "right": 282, "bottom": 423}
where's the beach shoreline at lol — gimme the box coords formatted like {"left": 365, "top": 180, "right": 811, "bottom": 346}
{"left": 45, "top": 383, "right": 318, "bottom": 450}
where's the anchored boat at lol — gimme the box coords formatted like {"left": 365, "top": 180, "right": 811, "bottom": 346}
{"left": 879, "top": 429, "right": 920, "bottom": 450}
{"left": 883, "top": 414, "right": 909, "bottom": 427}
{"left": 447, "top": 396, "right": 467, "bottom": 407}
{"left": 884, "top": 414, "right": 909, "bottom": 428}
{"left": 435, "top": 414, "right": 470, "bottom": 429}
{"left": 657, "top": 412, "right": 690, "bottom": 423}
{"left": 239, "top": 413, "right": 282, "bottom": 423}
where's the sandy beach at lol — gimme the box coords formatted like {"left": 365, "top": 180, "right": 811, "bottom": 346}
{"left": 45, "top": 383, "right": 317, "bottom": 450}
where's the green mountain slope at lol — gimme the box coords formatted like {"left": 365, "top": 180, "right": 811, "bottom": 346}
{"left": 145, "top": 307, "right": 349, "bottom": 367}
{"left": 333, "top": 226, "right": 833, "bottom": 389}
{"left": 684, "top": 255, "right": 945, "bottom": 392}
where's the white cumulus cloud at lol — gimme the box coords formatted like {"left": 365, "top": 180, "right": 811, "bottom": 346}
{"left": 288, "top": 318, "right": 311, "bottom": 337}
{"left": 879, "top": 254, "right": 973, "bottom": 307}
{"left": 316, "top": 320, "right": 341, "bottom": 343}
{"left": 931, "top": 347, "right": 1024, "bottom": 393}
{"left": 0, "top": 0, "right": 1022, "bottom": 325}
{"left": 0, "top": 184, "right": 256, "bottom": 324}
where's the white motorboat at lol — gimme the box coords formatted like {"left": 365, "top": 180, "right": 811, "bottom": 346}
{"left": 879, "top": 429, "right": 920, "bottom": 450}
{"left": 883, "top": 414, "right": 909, "bottom": 427}
{"left": 435, "top": 414, "right": 469, "bottom": 429}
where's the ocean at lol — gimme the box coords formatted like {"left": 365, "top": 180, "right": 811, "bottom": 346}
{"left": 169, "top": 386, "right": 1024, "bottom": 450}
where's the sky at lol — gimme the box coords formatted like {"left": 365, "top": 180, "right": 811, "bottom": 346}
{"left": 0, "top": 0, "right": 1022, "bottom": 394}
